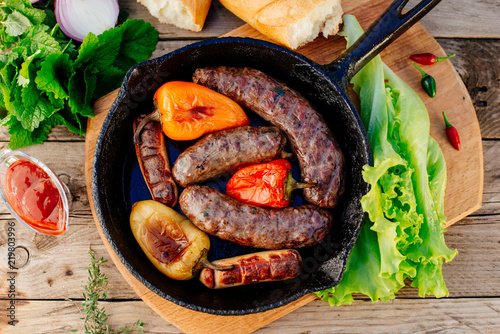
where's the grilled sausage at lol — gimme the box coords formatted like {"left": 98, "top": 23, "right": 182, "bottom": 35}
{"left": 179, "top": 185, "right": 333, "bottom": 249}
{"left": 199, "top": 249, "right": 302, "bottom": 289}
{"left": 172, "top": 125, "right": 287, "bottom": 187}
{"left": 193, "top": 66, "right": 345, "bottom": 208}
{"left": 134, "top": 115, "right": 178, "bottom": 207}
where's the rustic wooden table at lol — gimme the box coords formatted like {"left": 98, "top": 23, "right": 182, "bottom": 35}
{"left": 1, "top": 0, "right": 499, "bottom": 333}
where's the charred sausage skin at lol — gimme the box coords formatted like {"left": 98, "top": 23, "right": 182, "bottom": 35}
{"left": 199, "top": 249, "right": 302, "bottom": 289}
{"left": 193, "top": 66, "right": 345, "bottom": 208}
{"left": 134, "top": 115, "right": 178, "bottom": 207}
{"left": 172, "top": 125, "right": 286, "bottom": 187}
{"left": 179, "top": 185, "right": 333, "bottom": 249}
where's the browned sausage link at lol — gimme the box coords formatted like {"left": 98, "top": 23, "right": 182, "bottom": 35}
{"left": 133, "top": 115, "right": 179, "bottom": 207}
{"left": 199, "top": 249, "right": 302, "bottom": 289}
{"left": 193, "top": 66, "right": 345, "bottom": 209}
{"left": 179, "top": 185, "right": 333, "bottom": 249}
{"left": 172, "top": 125, "right": 286, "bottom": 187}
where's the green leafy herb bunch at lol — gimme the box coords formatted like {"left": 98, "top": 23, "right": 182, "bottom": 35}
{"left": 0, "top": 0, "right": 159, "bottom": 149}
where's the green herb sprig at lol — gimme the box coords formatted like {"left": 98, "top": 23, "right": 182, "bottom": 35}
{"left": 0, "top": 0, "right": 159, "bottom": 149}
{"left": 71, "top": 249, "right": 145, "bottom": 334}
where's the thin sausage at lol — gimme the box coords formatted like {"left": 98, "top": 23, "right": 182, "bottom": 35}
{"left": 179, "top": 185, "right": 333, "bottom": 249}
{"left": 199, "top": 249, "right": 302, "bottom": 289}
{"left": 172, "top": 125, "right": 287, "bottom": 187}
{"left": 193, "top": 66, "right": 345, "bottom": 208}
{"left": 134, "top": 115, "right": 178, "bottom": 207}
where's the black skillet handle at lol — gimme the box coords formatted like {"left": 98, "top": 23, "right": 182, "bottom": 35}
{"left": 323, "top": 0, "right": 442, "bottom": 90}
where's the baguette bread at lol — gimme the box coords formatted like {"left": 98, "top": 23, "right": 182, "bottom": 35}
{"left": 138, "top": 0, "right": 212, "bottom": 32}
{"left": 219, "top": 0, "right": 343, "bottom": 49}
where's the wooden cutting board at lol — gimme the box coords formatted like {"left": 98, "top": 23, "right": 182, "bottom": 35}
{"left": 84, "top": 0, "right": 483, "bottom": 333}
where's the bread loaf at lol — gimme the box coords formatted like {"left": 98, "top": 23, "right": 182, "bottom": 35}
{"left": 219, "top": 0, "right": 343, "bottom": 49}
{"left": 138, "top": 0, "right": 212, "bottom": 32}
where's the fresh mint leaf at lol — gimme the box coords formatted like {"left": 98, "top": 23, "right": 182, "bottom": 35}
{"left": 54, "top": 108, "right": 85, "bottom": 135}
{"left": 67, "top": 67, "right": 95, "bottom": 118}
{"left": 36, "top": 52, "right": 72, "bottom": 100}
{"left": 17, "top": 49, "right": 42, "bottom": 87}
{"left": 46, "top": 90, "right": 65, "bottom": 110}
{"left": 0, "top": 48, "right": 20, "bottom": 66}
{"left": 20, "top": 24, "right": 61, "bottom": 58}
{"left": 94, "top": 64, "right": 125, "bottom": 100}
{"left": 93, "top": 28, "right": 123, "bottom": 70}
{"left": 114, "top": 19, "right": 158, "bottom": 72}
{"left": 73, "top": 33, "right": 99, "bottom": 68}
{"left": 0, "top": 25, "right": 17, "bottom": 51}
{"left": 0, "top": 63, "right": 19, "bottom": 113}
{"left": 5, "top": 0, "right": 45, "bottom": 26}
{"left": 75, "top": 29, "right": 123, "bottom": 71}
{"left": 7, "top": 115, "right": 57, "bottom": 150}
{"left": 4, "top": 10, "right": 31, "bottom": 36}
{"left": 0, "top": 87, "right": 4, "bottom": 110}
{"left": 84, "top": 65, "right": 97, "bottom": 107}
{"left": 20, "top": 80, "right": 57, "bottom": 131}
{"left": 5, "top": 0, "right": 32, "bottom": 11}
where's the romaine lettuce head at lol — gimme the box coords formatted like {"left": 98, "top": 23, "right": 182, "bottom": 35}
{"left": 315, "top": 15, "right": 457, "bottom": 306}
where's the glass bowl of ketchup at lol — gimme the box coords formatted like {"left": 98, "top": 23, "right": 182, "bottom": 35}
{"left": 0, "top": 146, "right": 70, "bottom": 235}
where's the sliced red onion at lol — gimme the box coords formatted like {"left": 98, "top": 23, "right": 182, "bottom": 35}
{"left": 55, "top": 0, "right": 119, "bottom": 42}
{"left": 30, "top": 0, "right": 41, "bottom": 3}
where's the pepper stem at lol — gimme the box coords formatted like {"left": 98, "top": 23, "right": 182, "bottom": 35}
{"left": 412, "top": 62, "right": 428, "bottom": 78}
{"left": 284, "top": 170, "right": 316, "bottom": 201}
{"left": 192, "top": 249, "right": 234, "bottom": 277}
{"left": 436, "top": 53, "right": 456, "bottom": 62}
{"left": 200, "top": 256, "right": 235, "bottom": 271}
{"left": 133, "top": 108, "right": 161, "bottom": 145}
{"left": 442, "top": 111, "right": 453, "bottom": 128}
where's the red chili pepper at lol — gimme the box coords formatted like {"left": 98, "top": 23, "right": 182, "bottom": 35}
{"left": 225, "top": 159, "right": 316, "bottom": 208}
{"left": 442, "top": 111, "right": 461, "bottom": 151}
{"left": 410, "top": 52, "right": 455, "bottom": 65}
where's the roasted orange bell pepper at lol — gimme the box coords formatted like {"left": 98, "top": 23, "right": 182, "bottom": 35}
{"left": 225, "top": 159, "right": 316, "bottom": 208}
{"left": 133, "top": 81, "right": 249, "bottom": 143}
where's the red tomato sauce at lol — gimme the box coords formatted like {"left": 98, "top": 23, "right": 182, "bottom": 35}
{"left": 4, "top": 159, "right": 65, "bottom": 235}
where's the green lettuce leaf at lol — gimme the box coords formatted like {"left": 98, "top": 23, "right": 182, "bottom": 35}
{"left": 314, "top": 14, "right": 457, "bottom": 306}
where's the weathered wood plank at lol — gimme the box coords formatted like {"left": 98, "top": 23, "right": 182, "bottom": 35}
{"left": 438, "top": 39, "right": 500, "bottom": 140}
{"left": 416, "top": 0, "right": 500, "bottom": 38}
{"left": 478, "top": 140, "right": 500, "bottom": 215}
{"left": 1, "top": 298, "right": 500, "bottom": 333}
{"left": 118, "top": 0, "right": 500, "bottom": 39}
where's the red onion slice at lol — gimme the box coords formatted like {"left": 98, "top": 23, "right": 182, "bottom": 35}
{"left": 55, "top": 0, "right": 119, "bottom": 42}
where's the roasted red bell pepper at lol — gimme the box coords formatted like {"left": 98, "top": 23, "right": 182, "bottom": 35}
{"left": 225, "top": 159, "right": 316, "bottom": 208}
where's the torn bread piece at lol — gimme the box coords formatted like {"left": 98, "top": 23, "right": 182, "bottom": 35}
{"left": 138, "top": 0, "right": 212, "bottom": 32}
{"left": 219, "top": 0, "right": 343, "bottom": 49}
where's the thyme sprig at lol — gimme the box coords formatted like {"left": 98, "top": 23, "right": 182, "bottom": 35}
{"left": 72, "top": 249, "right": 145, "bottom": 334}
